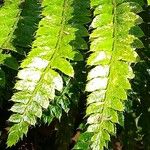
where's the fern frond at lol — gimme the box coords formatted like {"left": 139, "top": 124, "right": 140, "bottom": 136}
{"left": 0, "top": 0, "right": 23, "bottom": 51}
{"left": 75, "top": 1, "right": 143, "bottom": 150}
{"left": 42, "top": 0, "right": 90, "bottom": 125}
{"left": 0, "top": 0, "right": 23, "bottom": 86}
{"left": 0, "top": 0, "right": 41, "bottom": 53}
{"left": 7, "top": 0, "right": 89, "bottom": 147}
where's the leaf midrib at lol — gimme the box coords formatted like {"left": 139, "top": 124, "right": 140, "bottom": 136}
{"left": 89, "top": 0, "right": 118, "bottom": 138}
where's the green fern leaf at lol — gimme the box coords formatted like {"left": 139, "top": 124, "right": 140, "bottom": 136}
{"left": 0, "top": 53, "right": 19, "bottom": 87}
{"left": 42, "top": 0, "right": 90, "bottom": 125}
{"left": 74, "top": 1, "right": 143, "bottom": 150}
{"left": 42, "top": 78, "right": 71, "bottom": 124}
{"left": 0, "top": 54, "right": 19, "bottom": 70}
{"left": 0, "top": 0, "right": 22, "bottom": 86}
{"left": 7, "top": 0, "right": 89, "bottom": 147}
{"left": 0, "top": 0, "right": 23, "bottom": 51}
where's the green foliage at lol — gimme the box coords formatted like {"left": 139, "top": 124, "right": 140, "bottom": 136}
{"left": 74, "top": 1, "right": 143, "bottom": 149}
{"left": 7, "top": 0, "right": 89, "bottom": 147}
{"left": 0, "top": 0, "right": 22, "bottom": 87}
{"left": 42, "top": 77, "right": 72, "bottom": 124}
{"left": 42, "top": 0, "right": 90, "bottom": 125}
{"left": 0, "top": 0, "right": 41, "bottom": 88}
{"left": 10, "top": 0, "right": 41, "bottom": 51}
{"left": 0, "top": 0, "right": 22, "bottom": 50}
{"left": 0, "top": 0, "right": 149, "bottom": 149}
{"left": 123, "top": 4, "right": 150, "bottom": 149}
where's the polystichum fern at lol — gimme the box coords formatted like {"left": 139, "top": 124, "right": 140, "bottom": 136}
{"left": 7, "top": 0, "right": 88, "bottom": 147}
{"left": 74, "top": 0, "right": 143, "bottom": 149}
{"left": 0, "top": 0, "right": 23, "bottom": 50}
{"left": 2, "top": 0, "right": 149, "bottom": 149}
{"left": 0, "top": 0, "right": 22, "bottom": 86}
{"left": 42, "top": 0, "right": 90, "bottom": 125}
